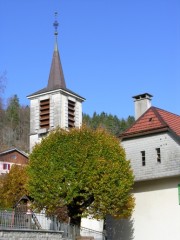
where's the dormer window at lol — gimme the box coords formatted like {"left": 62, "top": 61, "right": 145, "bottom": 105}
{"left": 149, "top": 117, "right": 153, "bottom": 122}
{"left": 141, "top": 151, "right": 146, "bottom": 166}
{"left": 156, "top": 148, "right": 161, "bottom": 163}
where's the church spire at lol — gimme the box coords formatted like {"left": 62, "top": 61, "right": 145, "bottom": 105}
{"left": 47, "top": 12, "right": 66, "bottom": 90}
{"left": 53, "top": 12, "right": 59, "bottom": 50}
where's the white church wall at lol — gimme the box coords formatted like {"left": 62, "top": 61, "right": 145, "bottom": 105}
{"left": 29, "top": 98, "right": 39, "bottom": 134}
{"left": 51, "top": 93, "right": 61, "bottom": 128}
{"left": 29, "top": 91, "right": 84, "bottom": 152}
{"left": 29, "top": 134, "right": 41, "bottom": 152}
{"left": 75, "top": 101, "right": 83, "bottom": 128}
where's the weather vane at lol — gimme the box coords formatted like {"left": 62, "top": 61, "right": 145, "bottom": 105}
{"left": 53, "top": 12, "right": 59, "bottom": 36}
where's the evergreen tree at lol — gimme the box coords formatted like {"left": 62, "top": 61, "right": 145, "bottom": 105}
{"left": 0, "top": 94, "right": 30, "bottom": 152}
{"left": 6, "top": 94, "right": 20, "bottom": 130}
{"left": 83, "top": 112, "right": 135, "bottom": 137}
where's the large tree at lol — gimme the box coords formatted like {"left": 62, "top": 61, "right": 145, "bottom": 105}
{"left": 27, "top": 126, "right": 134, "bottom": 226}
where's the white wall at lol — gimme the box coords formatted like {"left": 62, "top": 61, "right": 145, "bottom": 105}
{"left": 81, "top": 217, "right": 104, "bottom": 232}
{"left": 0, "top": 162, "right": 12, "bottom": 174}
{"left": 81, "top": 217, "right": 104, "bottom": 240}
{"left": 29, "top": 134, "right": 42, "bottom": 152}
{"left": 106, "top": 176, "right": 180, "bottom": 240}
{"left": 0, "top": 162, "right": 23, "bottom": 174}
{"left": 134, "top": 177, "right": 180, "bottom": 240}
{"left": 29, "top": 90, "right": 83, "bottom": 152}
{"left": 121, "top": 132, "right": 180, "bottom": 181}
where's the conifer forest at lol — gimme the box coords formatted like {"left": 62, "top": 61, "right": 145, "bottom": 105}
{"left": 0, "top": 73, "right": 134, "bottom": 153}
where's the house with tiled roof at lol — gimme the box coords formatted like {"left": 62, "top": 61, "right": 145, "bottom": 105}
{"left": 107, "top": 93, "right": 180, "bottom": 240}
{"left": 0, "top": 148, "right": 28, "bottom": 175}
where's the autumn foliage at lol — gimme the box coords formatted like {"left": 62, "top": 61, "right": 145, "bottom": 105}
{"left": 0, "top": 165, "right": 28, "bottom": 209}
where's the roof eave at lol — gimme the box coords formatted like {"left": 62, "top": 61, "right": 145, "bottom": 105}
{"left": 120, "top": 126, "right": 169, "bottom": 140}
{"left": 0, "top": 148, "right": 29, "bottom": 158}
{"left": 27, "top": 88, "right": 85, "bottom": 102}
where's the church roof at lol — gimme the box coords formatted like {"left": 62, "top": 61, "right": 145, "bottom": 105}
{"left": 27, "top": 15, "right": 85, "bottom": 101}
{"left": 47, "top": 41, "right": 66, "bottom": 90}
{"left": 27, "top": 86, "right": 85, "bottom": 101}
{"left": 120, "top": 107, "right": 180, "bottom": 140}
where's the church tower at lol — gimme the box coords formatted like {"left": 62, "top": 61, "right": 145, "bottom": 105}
{"left": 27, "top": 13, "right": 85, "bottom": 152}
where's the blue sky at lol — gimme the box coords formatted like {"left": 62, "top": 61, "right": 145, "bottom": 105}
{"left": 0, "top": 0, "right": 180, "bottom": 118}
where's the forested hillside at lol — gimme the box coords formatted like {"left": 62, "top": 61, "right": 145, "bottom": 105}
{"left": 83, "top": 112, "right": 135, "bottom": 137}
{"left": 0, "top": 94, "right": 30, "bottom": 153}
{"left": 0, "top": 73, "right": 135, "bottom": 153}
{"left": 0, "top": 102, "right": 134, "bottom": 153}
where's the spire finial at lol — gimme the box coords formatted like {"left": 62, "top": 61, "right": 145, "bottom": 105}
{"left": 53, "top": 12, "right": 59, "bottom": 37}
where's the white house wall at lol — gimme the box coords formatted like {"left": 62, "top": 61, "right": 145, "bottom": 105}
{"left": 81, "top": 217, "right": 104, "bottom": 239}
{"left": 80, "top": 131, "right": 180, "bottom": 238}
{"left": 133, "top": 177, "right": 180, "bottom": 240}
{"left": 0, "top": 162, "right": 12, "bottom": 174}
{"left": 106, "top": 177, "right": 180, "bottom": 240}
{"left": 121, "top": 132, "right": 180, "bottom": 181}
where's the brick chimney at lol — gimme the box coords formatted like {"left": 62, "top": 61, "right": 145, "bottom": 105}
{"left": 132, "top": 93, "right": 153, "bottom": 120}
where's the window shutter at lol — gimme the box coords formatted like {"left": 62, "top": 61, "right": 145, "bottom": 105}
{"left": 178, "top": 184, "right": 180, "bottom": 205}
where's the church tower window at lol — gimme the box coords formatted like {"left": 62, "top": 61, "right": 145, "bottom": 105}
{"left": 40, "top": 99, "right": 50, "bottom": 129}
{"left": 68, "top": 100, "right": 75, "bottom": 128}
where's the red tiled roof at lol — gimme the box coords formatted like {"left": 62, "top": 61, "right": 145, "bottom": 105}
{"left": 120, "top": 107, "right": 180, "bottom": 139}
{"left": 156, "top": 108, "right": 180, "bottom": 136}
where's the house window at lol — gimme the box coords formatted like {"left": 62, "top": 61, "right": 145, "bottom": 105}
{"left": 156, "top": 148, "right": 161, "bottom": 163}
{"left": 141, "top": 151, "right": 146, "bottom": 166}
{"left": 68, "top": 100, "right": 75, "bottom": 128}
{"left": 40, "top": 99, "right": 50, "bottom": 129}
{"left": 11, "top": 155, "right": 17, "bottom": 160}
{"left": 3, "top": 163, "right": 10, "bottom": 170}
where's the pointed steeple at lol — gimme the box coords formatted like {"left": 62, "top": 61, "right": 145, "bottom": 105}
{"left": 27, "top": 12, "right": 85, "bottom": 152}
{"left": 47, "top": 12, "right": 66, "bottom": 90}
